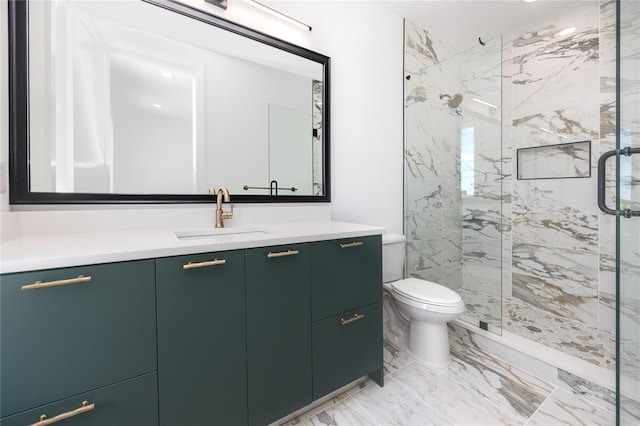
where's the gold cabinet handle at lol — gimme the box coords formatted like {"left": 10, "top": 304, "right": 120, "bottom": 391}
{"left": 341, "top": 313, "right": 365, "bottom": 325}
{"left": 267, "top": 249, "right": 299, "bottom": 258}
{"left": 30, "top": 401, "right": 95, "bottom": 426}
{"left": 340, "top": 241, "right": 364, "bottom": 249}
{"left": 21, "top": 275, "right": 92, "bottom": 291}
{"left": 183, "top": 259, "right": 226, "bottom": 269}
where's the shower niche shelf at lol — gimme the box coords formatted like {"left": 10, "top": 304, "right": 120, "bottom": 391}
{"left": 517, "top": 140, "right": 591, "bottom": 180}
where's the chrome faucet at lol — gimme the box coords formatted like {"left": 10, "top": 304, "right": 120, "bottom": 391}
{"left": 209, "top": 187, "right": 233, "bottom": 228}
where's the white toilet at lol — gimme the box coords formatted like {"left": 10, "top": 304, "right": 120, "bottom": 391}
{"left": 383, "top": 233, "right": 465, "bottom": 368}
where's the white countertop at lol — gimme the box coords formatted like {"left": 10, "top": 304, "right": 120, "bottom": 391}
{"left": 0, "top": 220, "right": 384, "bottom": 274}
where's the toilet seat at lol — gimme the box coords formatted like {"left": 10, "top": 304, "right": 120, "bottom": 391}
{"left": 390, "top": 278, "right": 464, "bottom": 312}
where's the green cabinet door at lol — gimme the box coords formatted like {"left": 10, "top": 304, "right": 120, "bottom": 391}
{"left": 156, "top": 251, "right": 247, "bottom": 426}
{"left": 312, "top": 302, "right": 383, "bottom": 399}
{"left": 311, "top": 235, "right": 382, "bottom": 321}
{"left": 0, "top": 373, "right": 158, "bottom": 426}
{"left": 0, "top": 260, "right": 157, "bottom": 418}
{"left": 245, "top": 244, "right": 312, "bottom": 426}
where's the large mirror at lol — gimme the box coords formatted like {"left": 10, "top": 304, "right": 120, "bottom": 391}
{"left": 9, "top": 0, "right": 330, "bottom": 204}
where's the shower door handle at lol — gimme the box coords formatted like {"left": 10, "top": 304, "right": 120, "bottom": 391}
{"left": 598, "top": 147, "right": 640, "bottom": 218}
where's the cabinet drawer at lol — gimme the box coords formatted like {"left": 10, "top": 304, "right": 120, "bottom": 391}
{"left": 311, "top": 235, "right": 382, "bottom": 320}
{"left": 0, "top": 372, "right": 158, "bottom": 426}
{"left": 0, "top": 260, "right": 157, "bottom": 417}
{"left": 312, "top": 302, "right": 383, "bottom": 399}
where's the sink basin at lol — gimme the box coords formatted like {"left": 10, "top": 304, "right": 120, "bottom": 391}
{"left": 175, "top": 227, "right": 274, "bottom": 240}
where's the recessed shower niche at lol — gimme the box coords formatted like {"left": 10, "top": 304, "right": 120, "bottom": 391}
{"left": 516, "top": 141, "right": 592, "bottom": 180}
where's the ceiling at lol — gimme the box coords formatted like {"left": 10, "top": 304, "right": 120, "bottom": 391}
{"left": 376, "top": 0, "right": 589, "bottom": 53}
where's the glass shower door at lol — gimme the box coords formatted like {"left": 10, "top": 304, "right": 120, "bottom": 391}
{"left": 617, "top": 0, "right": 640, "bottom": 423}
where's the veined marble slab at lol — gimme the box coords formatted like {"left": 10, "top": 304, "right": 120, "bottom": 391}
{"left": 512, "top": 210, "right": 598, "bottom": 252}
{"left": 527, "top": 388, "right": 615, "bottom": 426}
{"left": 513, "top": 1, "right": 599, "bottom": 85}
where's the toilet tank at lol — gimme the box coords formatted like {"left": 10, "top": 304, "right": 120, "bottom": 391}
{"left": 382, "top": 233, "right": 406, "bottom": 283}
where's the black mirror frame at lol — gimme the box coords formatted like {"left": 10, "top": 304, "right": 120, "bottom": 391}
{"left": 8, "top": 0, "right": 330, "bottom": 204}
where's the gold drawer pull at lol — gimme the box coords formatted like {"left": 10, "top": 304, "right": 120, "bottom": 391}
{"left": 183, "top": 259, "right": 226, "bottom": 269}
{"left": 21, "top": 275, "right": 92, "bottom": 291}
{"left": 267, "top": 249, "right": 299, "bottom": 258}
{"left": 341, "top": 313, "right": 365, "bottom": 325}
{"left": 340, "top": 241, "right": 364, "bottom": 249}
{"left": 30, "top": 400, "right": 95, "bottom": 426}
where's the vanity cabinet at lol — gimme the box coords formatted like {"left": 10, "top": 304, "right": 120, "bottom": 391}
{"left": 1, "top": 232, "right": 383, "bottom": 426}
{"left": 0, "top": 260, "right": 157, "bottom": 423}
{"left": 310, "top": 235, "right": 383, "bottom": 399}
{"left": 245, "top": 244, "right": 312, "bottom": 426}
{"left": 156, "top": 250, "right": 247, "bottom": 426}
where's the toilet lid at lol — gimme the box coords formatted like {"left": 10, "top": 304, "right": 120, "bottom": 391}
{"left": 391, "top": 278, "right": 462, "bottom": 307}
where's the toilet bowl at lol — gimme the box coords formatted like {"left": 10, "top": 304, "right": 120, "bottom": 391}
{"left": 383, "top": 234, "right": 465, "bottom": 368}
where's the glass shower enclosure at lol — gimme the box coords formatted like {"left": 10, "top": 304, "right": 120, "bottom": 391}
{"left": 404, "top": 35, "right": 503, "bottom": 333}
{"left": 616, "top": 0, "right": 640, "bottom": 423}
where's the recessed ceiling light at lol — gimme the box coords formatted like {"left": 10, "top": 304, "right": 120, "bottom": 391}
{"left": 152, "top": 103, "right": 163, "bottom": 109}
{"left": 557, "top": 27, "right": 576, "bottom": 36}
{"left": 522, "top": 0, "right": 537, "bottom": 3}
{"left": 160, "top": 71, "right": 175, "bottom": 78}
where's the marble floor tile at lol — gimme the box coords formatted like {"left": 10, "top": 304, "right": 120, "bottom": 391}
{"left": 281, "top": 340, "right": 619, "bottom": 426}
{"left": 350, "top": 378, "right": 452, "bottom": 426}
{"left": 527, "top": 388, "right": 615, "bottom": 426}
{"left": 392, "top": 342, "right": 554, "bottom": 425}
{"left": 383, "top": 340, "right": 416, "bottom": 376}
{"left": 297, "top": 398, "right": 379, "bottom": 426}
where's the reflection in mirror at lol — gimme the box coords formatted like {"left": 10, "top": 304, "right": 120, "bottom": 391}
{"left": 13, "top": 0, "right": 330, "bottom": 203}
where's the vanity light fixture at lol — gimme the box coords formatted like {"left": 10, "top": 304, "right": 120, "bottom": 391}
{"left": 244, "top": 0, "right": 312, "bottom": 32}
{"left": 522, "top": 0, "right": 537, "bottom": 3}
{"left": 160, "top": 71, "right": 175, "bottom": 78}
{"left": 152, "top": 103, "right": 163, "bottom": 109}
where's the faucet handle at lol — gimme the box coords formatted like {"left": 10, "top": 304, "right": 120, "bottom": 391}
{"left": 208, "top": 187, "right": 216, "bottom": 195}
{"left": 222, "top": 202, "right": 234, "bottom": 220}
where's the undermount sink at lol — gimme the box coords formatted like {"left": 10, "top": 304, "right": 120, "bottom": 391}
{"left": 175, "top": 227, "right": 275, "bottom": 240}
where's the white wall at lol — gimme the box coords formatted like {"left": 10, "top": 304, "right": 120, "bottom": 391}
{"left": 0, "top": 1, "right": 404, "bottom": 236}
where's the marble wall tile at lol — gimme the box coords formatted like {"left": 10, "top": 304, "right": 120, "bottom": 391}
{"left": 455, "top": 288, "right": 502, "bottom": 328}
{"left": 527, "top": 388, "right": 615, "bottom": 426}
{"left": 441, "top": 264, "right": 463, "bottom": 290}
{"left": 405, "top": 209, "right": 443, "bottom": 241}
{"left": 512, "top": 272, "right": 598, "bottom": 327}
{"left": 513, "top": 1, "right": 599, "bottom": 85}
{"left": 404, "top": 133, "right": 460, "bottom": 180}
{"left": 404, "top": 20, "right": 459, "bottom": 75}
{"left": 513, "top": 66, "right": 599, "bottom": 148}
{"left": 462, "top": 203, "right": 502, "bottom": 241}
{"left": 513, "top": 176, "right": 599, "bottom": 215}
{"left": 598, "top": 291, "right": 615, "bottom": 333}
{"left": 405, "top": 177, "right": 460, "bottom": 211}
{"left": 558, "top": 368, "right": 616, "bottom": 413}
{"left": 406, "top": 238, "right": 442, "bottom": 283}
{"left": 512, "top": 243, "right": 598, "bottom": 290}
{"left": 599, "top": 1, "right": 617, "bottom": 66}
{"left": 512, "top": 211, "right": 599, "bottom": 252}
